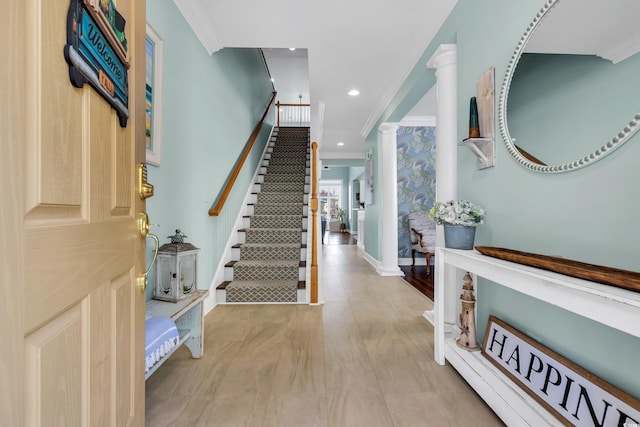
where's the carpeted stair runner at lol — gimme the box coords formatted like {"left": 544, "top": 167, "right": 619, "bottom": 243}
{"left": 220, "top": 127, "right": 309, "bottom": 303}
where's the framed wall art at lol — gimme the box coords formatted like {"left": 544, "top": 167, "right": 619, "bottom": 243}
{"left": 145, "top": 23, "right": 163, "bottom": 166}
{"left": 365, "top": 149, "right": 374, "bottom": 205}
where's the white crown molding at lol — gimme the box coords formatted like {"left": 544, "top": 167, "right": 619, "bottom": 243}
{"left": 173, "top": 0, "right": 223, "bottom": 55}
{"left": 359, "top": 38, "right": 448, "bottom": 139}
{"left": 319, "top": 151, "right": 365, "bottom": 160}
{"left": 359, "top": 77, "right": 404, "bottom": 139}
{"left": 598, "top": 31, "right": 640, "bottom": 64}
{"left": 359, "top": 30, "right": 456, "bottom": 139}
{"left": 399, "top": 115, "right": 436, "bottom": 127}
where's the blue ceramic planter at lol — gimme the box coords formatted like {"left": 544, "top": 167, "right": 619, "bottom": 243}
{"left": 443, "top": 224, "right": 476, "bottom": 250}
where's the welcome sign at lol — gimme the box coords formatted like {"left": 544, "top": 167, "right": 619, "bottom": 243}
{"left": 64, "top": 0, "right": 129, "bottom": 127}
{"left": 482, "top": 316, "right": 640, "bottom": 426}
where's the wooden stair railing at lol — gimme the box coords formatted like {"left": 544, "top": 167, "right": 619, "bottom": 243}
{"left": 208, "top": 92, "right": 277, "bottom": 216}
{"left": 277, "top": 102, "right": 311, "bottom": 127}
{"left": 310, "top": 141, "right": 318, "bottom": 303}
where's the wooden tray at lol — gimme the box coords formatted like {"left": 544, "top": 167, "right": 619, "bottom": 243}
{"left": 474, "top": 246, "right": 640, "bottom": 293}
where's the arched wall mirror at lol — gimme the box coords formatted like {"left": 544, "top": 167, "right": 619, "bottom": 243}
{"left": 498, "top": 0, "right": 640, "bottom": 173}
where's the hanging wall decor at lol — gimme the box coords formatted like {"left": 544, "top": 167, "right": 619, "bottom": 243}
{"left": 365, "top": 149, "right": 374, "bottom": 205}
{"left": 64, "top": 0, "right": 130, "bottom": 127}
{"left": 145, "top": 24, "right": 164, "bottom": 166}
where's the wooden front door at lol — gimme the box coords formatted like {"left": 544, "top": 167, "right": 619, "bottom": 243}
{"left": 1, "top": 0, "right": 147, "bottom": 425}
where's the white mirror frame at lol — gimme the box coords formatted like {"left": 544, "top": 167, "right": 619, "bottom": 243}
{"left": 498, "top": 0, "right": 640, "bottom": 173}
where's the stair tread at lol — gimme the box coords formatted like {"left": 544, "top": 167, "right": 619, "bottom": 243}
{"left": 252, "top": 202, "right": 304, "bottom": 205}
{"left": 225, "top": 279, "right": 299, "bottom": 288}
{"left": 222, "top": 127, "right": 310, "bottom": 303}
{"left": 218, "top": 280, "right": 305, "bottom": 290}
{"left": 240, "top": 227, "right": 303, "bottom": 232}
{"left": 250, "top": 214, "right": 303, "bottom": 217}
{"left": 234, "top": 260, "right": 300, "bottom": 267}
{"left": 239, "top": 243, "right": 302, "bottom": 248}
{"left": 251, "top": 190, "right": 306, "bottom": 196}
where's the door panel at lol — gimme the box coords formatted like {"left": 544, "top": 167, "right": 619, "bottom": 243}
{"left": 113, "top": 122, "right": 133, "bottom": 213}
{"left": 88, "top": 283, "right": 111, "bottom": 425}
{"left": 25, "top": 221, "right": 135, "bottom": 334}
{"left": 25, "top": 305, "right": 83, "bottom": 427}
{"left": 25, "top": 0, "right": 84, "bottom": 215}
{"left": 15, "top": 0, "right": 147, "bottom": 425}
{"left": 114, "top": 270, "right": 135, "bottom": 426}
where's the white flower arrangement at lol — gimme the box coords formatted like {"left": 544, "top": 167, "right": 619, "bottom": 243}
{"left": 429, "top": 199, "right": 485, "bottom": 226}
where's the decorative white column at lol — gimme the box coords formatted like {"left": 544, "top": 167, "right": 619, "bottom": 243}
{"left": 423, "top": 45, "right": 461, "bottom": 350}
{"left": 427, "top": 44, "right": 457, "bottom": 225}
{"left": 377, "top": 123, "right": 403, "bottom": 276}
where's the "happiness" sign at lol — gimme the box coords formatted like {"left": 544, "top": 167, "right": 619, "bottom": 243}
{"left": 482, "top": 316, "right": 639, "bottom": 426}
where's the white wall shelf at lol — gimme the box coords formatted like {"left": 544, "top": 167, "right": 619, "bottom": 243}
{"left": 460, "top": 67, "right": 496, "bottom": 170}
{"left": 429, "top": 248, "right": 640, "bottom": 426}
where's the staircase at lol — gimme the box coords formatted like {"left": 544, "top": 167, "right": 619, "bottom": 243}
{"left": 217, "top": 127, "right": 310, "bottom": 303}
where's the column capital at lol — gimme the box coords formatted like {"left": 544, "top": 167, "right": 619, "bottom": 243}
{"left": 378, "top": 123, "right": 399, "bottom": 134}
{"left": 426, "top": 44, "right": 457, "bottom": 70}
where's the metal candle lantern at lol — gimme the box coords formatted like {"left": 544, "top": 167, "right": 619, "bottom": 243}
{"left": 154, "top": 229, "right": 199, "bottom": 302}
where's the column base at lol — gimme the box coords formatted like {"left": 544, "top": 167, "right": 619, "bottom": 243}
{"left": 376, "top": 266, "right": 404, "bottom": 276}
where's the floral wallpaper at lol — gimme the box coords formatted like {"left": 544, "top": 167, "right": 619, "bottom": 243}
{"left": 397, "top": 127, "right": 436, "bottom": 258}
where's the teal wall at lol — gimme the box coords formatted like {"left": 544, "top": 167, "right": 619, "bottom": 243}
{"left": 145, "top": 2, "right": 274, "bottom": 299}
{"left": 367, "top": 0, "right": 640, "bottom": 398}
{"left": 320, "top": 166, "right": 351, "bottom": 229}
{"left": 362, "top": 146, "right": 380, "bottom": 258}
{"left": 509, "top": 52, "right": 640, "bottom": 165}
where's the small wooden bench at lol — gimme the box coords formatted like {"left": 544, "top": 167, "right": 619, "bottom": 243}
{"left": 145, "top": 290, "right": 208, "bottom": 380}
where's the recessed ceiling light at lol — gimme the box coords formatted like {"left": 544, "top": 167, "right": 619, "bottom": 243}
{"left": 289, "top": 47, "right": 296, "bottom": 51}
{"left": 348, "top": 89, "right": 360, "bottom": 96}
{"left": 337, "top": 142, "right": 344, "bottom": 146}
{"left": 271, "top": 78, "right": 275, "bottom": 82}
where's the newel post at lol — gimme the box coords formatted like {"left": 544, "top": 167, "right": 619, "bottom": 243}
{"left": 276, "top": 101, "right": 281, "bottom": 127}
{"left": 310, "top": 141, "right": 319, "bottom": 303}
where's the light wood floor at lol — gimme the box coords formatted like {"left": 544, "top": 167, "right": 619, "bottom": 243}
{"left": 146, "top": 244, "right": 503, "bottom": 426}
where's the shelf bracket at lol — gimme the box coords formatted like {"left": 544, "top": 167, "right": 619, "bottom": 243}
{"left": 459, "top": 138, "right": 495, "bottom": 169}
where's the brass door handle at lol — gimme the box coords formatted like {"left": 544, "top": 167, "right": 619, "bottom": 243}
{"left": 137, "top": 212, "right": 159, "bottom": 293}
{"left": 137, "top": 163, "right": 154, "bottom": 200}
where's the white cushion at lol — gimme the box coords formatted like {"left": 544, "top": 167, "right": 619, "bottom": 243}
{"left": 408, "top": 211, "right": 436, "bottom": 253}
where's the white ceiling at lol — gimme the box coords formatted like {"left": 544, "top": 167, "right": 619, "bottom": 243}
{"left": 173, "top": 0, "right": 457, "bottom": 159}
{"left": 524, "top": 0, "right": 640, "bottom": 64}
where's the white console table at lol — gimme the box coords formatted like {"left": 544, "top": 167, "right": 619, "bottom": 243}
{"left": 426, "top": 247, "right": 640, "bottom": 426}
{"left": 145, "top": 290, "right": 208, "bottom": 380}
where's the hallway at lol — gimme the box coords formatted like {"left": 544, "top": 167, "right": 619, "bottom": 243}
{"left": 145, "top": 245, "right": 502, "bottom": 426}
{"left": 322, "top": 230, "right": 357, "bottom": 245}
